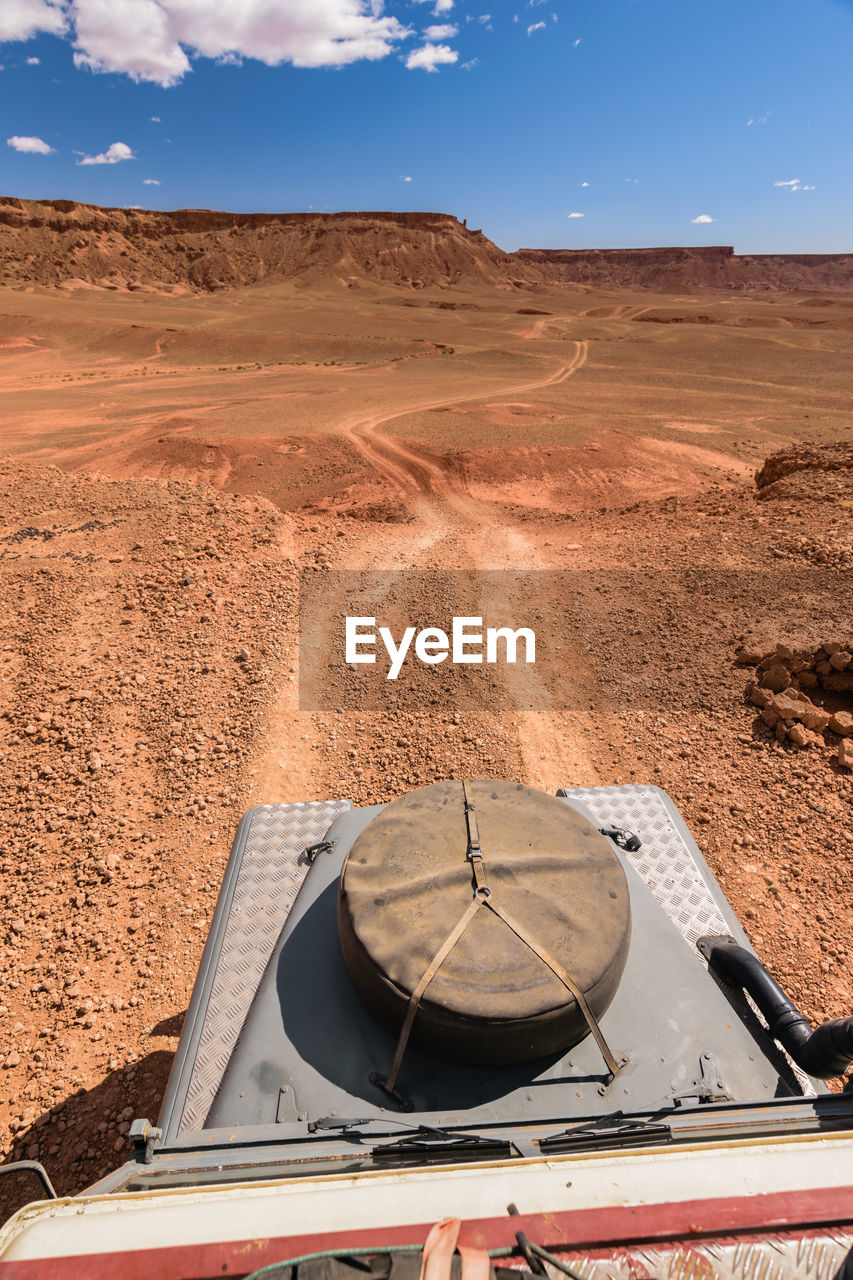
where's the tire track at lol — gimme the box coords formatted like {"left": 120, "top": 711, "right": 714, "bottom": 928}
{"left": 255, "top": 342, "right": 594, "bottom": 804}
{"left": 333, "top": 340, "right": 600, "bottom": 788}
{"left": 339, "top": 341, "right": 588, "bottom": 505}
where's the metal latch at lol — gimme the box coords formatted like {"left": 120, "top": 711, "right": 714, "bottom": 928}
{"left": 698, "top": 1052, "right": 733, "bottom": 1101}
{"left": 599, "top": 825, "right": 642, "bottom": 852}
{"left": 129, "top": 1118, "right": 162, "bottom": 1164}
{"left": 304, "top": 840, "right": 336, "bottom": 864}
{"left": 670, "top": 1054, "right": 733, "bottom": 1105}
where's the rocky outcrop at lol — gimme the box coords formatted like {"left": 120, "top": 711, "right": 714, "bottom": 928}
{"left": 515, "top": 245, "right": 853, "bottom": 292}
{"left": 754, "top": 447, "right": 853, "bottom": 565}
{"left": 0, "top": 199, "right": 539, "bottom": 292}
{"left": 2, "top": 198, "right": 852, "bottom": 292}
{"left": 756, "top": 441, "right": 853, "bottom": 491}
{"left": 739, "top": 639, "right": 853, "bottom": 767}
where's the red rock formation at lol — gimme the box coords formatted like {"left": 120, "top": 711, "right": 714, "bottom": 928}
{"left": 1, "top": 198, "right": 851, "bottom": 292}
{"left": 0, "top": 199, "right": 539, "bottom": 292}
{"left": 514, "top": 245, "right": 853, "bottom": 291}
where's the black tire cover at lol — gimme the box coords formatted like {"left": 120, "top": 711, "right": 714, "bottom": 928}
{"left": 338, "top": 779, "right": 631, "bottom": 1065}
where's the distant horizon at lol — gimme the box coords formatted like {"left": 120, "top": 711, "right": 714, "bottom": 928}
{"left": 2, "top": 0, "right": 851, "bottom": 258}
{"left": 3, "top": 192, "right": 852, "bottom": 259}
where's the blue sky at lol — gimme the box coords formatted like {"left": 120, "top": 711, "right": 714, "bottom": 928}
{"left": 2, "top": 0, "right": 851, "bottom": 252}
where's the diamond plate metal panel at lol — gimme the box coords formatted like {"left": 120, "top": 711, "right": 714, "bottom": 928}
{"left": 559, "top": 784, "right": 729, "bottom": 946}
{"left": 559, "top": 784, "right": 816, "bottom": 1098}
{"left": 541, "top": 1230, "right": 853, "bottom": 1279}
{"left": 178, "top": 786, "right": 817, "bottom": 1134}
{"left": 179, "top": 800, "right": 350, "bottom": 1133}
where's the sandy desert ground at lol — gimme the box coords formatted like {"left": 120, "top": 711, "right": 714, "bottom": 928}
{"left": 1, "top": 266, "right": 852, "bottom": 1216}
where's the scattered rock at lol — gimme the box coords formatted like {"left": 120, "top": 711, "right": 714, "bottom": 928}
{"left": 761, "top": 663, "right": 791, "bottom": 693}
{"left": 744, "top": 637, "right": 853, "bottom": 755}
{"left": 830, "top": 711, "right": 853, "bottom": 738}
{"left": 747, "top": 683, "right": 773, "bottom": 709}
{"left": 824, "top": 673, "right": 853, "bottom": 692}
{"left": 788, "top": 723, "right": 822, "bottom": 748}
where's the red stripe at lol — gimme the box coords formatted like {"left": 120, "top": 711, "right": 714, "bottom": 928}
{"left": 1, "top": 1185, "right": 852, "bottom": 1280}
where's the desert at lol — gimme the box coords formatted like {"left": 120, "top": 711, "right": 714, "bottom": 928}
{"left": 1, "top": 201, "right": 852, "bottom": 1218}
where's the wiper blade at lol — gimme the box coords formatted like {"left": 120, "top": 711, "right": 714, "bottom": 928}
{"left": 540, "top": 1115, "right": 672, "bottom": 1154}
{"left": 308, "top": 1117, "right": 514, "bottom": 1160}
{"left": 371, "top": 1125, "right": 514, "bottom": 1163}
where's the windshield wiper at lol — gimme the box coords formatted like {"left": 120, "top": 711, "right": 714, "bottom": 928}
{"left": 371, "top": 1125, "right": 514, "bottom": 1163}
{"left": 308, "top": 1116, "right": 513, "bottom": 1160}
{"left": 540, "top": 1114, "right": 672, "bottom": 1154}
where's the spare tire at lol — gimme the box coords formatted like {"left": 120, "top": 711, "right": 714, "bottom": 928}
{"left": 338, "top": 779, "right": 631, "bottom": 1066}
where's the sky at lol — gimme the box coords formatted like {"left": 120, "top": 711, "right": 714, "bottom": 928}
{"left": 1, "top": 0, "right": 852, "bottom": 253}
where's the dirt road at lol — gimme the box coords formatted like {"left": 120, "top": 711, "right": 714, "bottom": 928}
{"left": 249, "top": 340, "right": 601, "bottom": 799}
{"left": 339, "top": 340, "right": 599, "bottom": 785}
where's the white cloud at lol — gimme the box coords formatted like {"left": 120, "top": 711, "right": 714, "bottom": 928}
{"left": 774, "top": 178, "right": 814, "bottom": 192}
{"left": 423, "top": 23, "right": 457, "bottom": 38}
{"left": 413, "top": 0, "right": 453, "bottom": 12}
{"left": 401, "top": 175, "right": 412, "bottom": 181}
{"left": 460, "top": 57, "right": 478, "bottom": 69}
{"left": 0, "top": 0, "right": 66, "bottom": 42}
{"left": 77, "top": 140, "right": 134, "bottom": 165}
{"left": 478, "top": 13, "right": 492, "bottom": 23}
{"left": 26, "top": 55, "right": 41, "bottom": 64}
{"left": 579, "top": 180, "right": 589, "bottom": 187}
{"left": 6, "top": 134, "right": 54, "bottom": 153}
{"left": 567, "top": 212, "right": 584, "bottom": 219}
{"left": 5, "top": 0, "right": 413, "bottom": 87}
{"left": 527, "top": 21, "right": 545, "bottom": 34}
{"left": 150, "top": 115, "right": 161, "bottom": 122}
{"left": 691, "top": 214, "right": 715, "bottom": 223}
{"left": 405, "top": 41, "right": 457, "bottom": 70}
{"left": 143, "top": 177, "right": 160, "bottom": 184}
{"left": 573, "top": 37, "right": 581, "bottom": 46}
